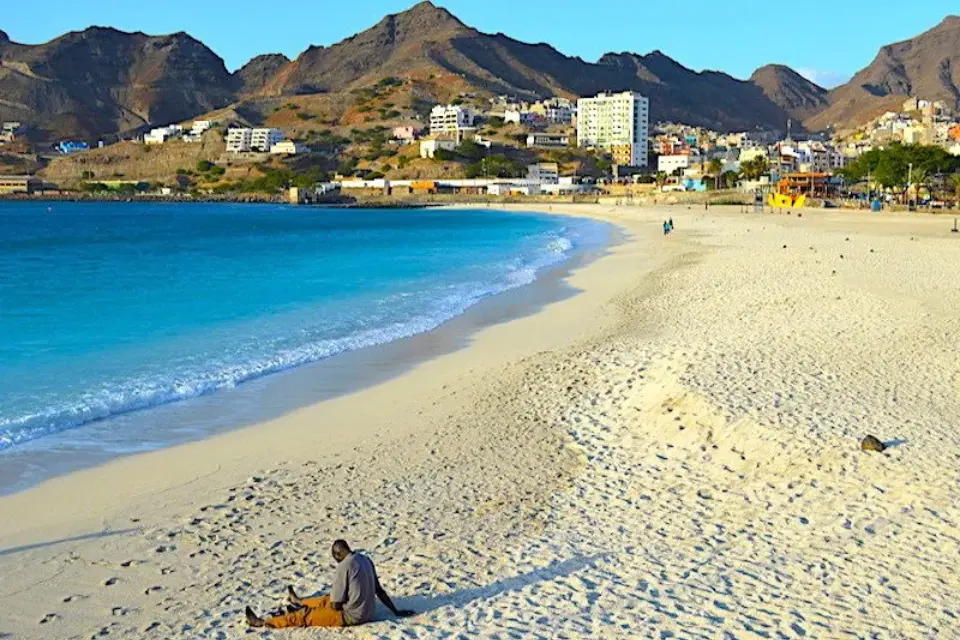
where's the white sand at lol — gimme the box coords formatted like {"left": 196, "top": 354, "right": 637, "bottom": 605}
{"left": 1, "top": 204, "right": 959, "bottom": 639}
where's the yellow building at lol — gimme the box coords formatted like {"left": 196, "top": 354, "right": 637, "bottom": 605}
{"left": 0, "top": 175, "right": 42, "bottom": 194}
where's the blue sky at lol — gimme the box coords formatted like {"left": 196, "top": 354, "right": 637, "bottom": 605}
{"left": 2, "top": 0, "right": 956, "bottom": 87}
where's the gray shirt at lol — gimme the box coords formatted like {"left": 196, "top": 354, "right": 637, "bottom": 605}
{"left": 330, "top": 552, "right": 378, "bottom": 625}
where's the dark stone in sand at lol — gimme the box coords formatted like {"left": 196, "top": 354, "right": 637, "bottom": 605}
{"left": 860, "top": 435, "right": 886, "bottom": 453}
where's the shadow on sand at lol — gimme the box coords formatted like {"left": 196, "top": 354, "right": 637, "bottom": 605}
{"left": 0, "top": 528, "right": 140, "bottom": 557}
{"left": 390, "top": 554, "right": 609, "bottom": 618}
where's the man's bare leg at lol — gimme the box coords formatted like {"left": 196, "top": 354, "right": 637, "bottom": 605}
{"left": 287, "top": 585, "right": 304, "bottom": 606}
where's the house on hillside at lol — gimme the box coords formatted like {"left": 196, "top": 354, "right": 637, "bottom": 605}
{"left": 420, "top": 138, "right": 456, "bottom": 159}
{"left": 429, "top": 105, "right": 475, "bottom": 135}
{"left": 227, "top": 128, "right": 284, "bottom": 153}
{"left": 0, "top": 122, "right": 25, "bottom": 143}
{"left": 392, "top": 126, "right": 419, "bottom": 144}
{"left": 56, "top": 141, "right": 89, "bottom": 154}
{"left": 526, "top": 133, "right": 569, "bottom": 149}
{"left": 270, "top": 140, "right": 309, "bottom": 155}
{"left": 144, "top": 125, "right": 184, "bottom": 144}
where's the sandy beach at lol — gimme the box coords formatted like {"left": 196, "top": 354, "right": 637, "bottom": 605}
{"left": 1, "top": 203, "right": 959, "bottom": 639}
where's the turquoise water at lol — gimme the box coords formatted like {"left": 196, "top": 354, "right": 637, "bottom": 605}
{"left": 0, "top": 202, "right": 605, "bottom": 454}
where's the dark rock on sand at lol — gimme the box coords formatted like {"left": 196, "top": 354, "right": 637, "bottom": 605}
{"left": 860, "top": 435, "right": 886, "bottom": 452}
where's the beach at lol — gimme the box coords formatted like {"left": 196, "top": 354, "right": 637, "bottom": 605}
{"left": 1, "top": 203, "right": 959, "bottom": 639}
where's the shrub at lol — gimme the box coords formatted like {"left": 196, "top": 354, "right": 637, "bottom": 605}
{"left": 196, "top": 160, "right": 214, "bottom": 172}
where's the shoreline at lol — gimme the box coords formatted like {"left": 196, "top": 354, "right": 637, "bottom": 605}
{"left": 1, "top": 204, "right": 958, "bottom": 639}
{"left": 0, "top": 207, "right": 615, "bottom": 496}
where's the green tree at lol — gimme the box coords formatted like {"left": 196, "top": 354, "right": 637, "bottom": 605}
{"left": 721, "top": 170, "right": 740, "bottom": 189}
{"left": 707, "top": 158, "right": 724, "bottom": 190}
{"left": 740, "top": 157, "right": 769, "bottom": 181}
{"left": 655, "top": 171, "right": 668, "bottom": 189}
{"left": 465, "top": 154, "right": 526, "bottom": 178}
{"left": 456, "top": 140, "right": 486, "bottom": 161}
{"left": 950, "top": 174, "right": 960, "bottom": 205}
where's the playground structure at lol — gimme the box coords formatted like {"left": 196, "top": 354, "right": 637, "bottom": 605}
{"left": 767, "top": 172, "right": 831, "bottom": 209}
{"left": 767, "top": 192, "right": 807, "bottom": 208}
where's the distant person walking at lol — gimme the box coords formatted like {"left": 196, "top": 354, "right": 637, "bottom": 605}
{"left": 245, "top": 540, "right": 413, "bottom": 629}
{"left": 668, "top": 218, "right": 674, "bottom": 230}
{"left": 663, "top": 220, "right": 671, "bottom": 235}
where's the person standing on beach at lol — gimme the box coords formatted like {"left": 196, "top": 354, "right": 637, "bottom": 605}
{"left": 245, "top": 539, "right": 413, "bottom": 629}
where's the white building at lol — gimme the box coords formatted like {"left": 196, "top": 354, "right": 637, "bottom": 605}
{"left": 0, "top": 121, "right": 24, "bottom": 143}
{"left": 526, "top": 133, "right": 569, "bottom": 148}
{"left": 191, "top": 121, "right": 212, "bottom": 135}
{"left": 429, "top": 105, "right": 475, "bottom": 135}
{"left": 226, "top": 128, "right": 252, "bottom": 153}
{"left": 529, "top": 98, "right": 575, "bottom": 125}
{"left": 504, "top": 110, "right": 541, "bottom": 126}
{"left": 144, "top": 125, "right": 183, "bottom": 144}
{"left": 526, "top": 162, "right": 559, "bottom": 184}
{"left": 251, "top": 128, "right": 284, "bottom": 152}
{"left": 227, "top": 128, "right": 284, "bottom": 153}
{"left": 577, "top": 91, "right": 649, "bottom": 167}
{"left": 419, "top": 138, "right": 457, "bottom": 159}
{"left": 270, "top": 140, "right": 309, "bottom": 155}
{"left": 658, "top": 154, "right": 692, "bottom": 175}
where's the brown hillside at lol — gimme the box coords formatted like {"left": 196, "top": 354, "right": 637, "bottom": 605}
{"left": 247, "top": 1, "right": 800, "bottom": 132}
{"left": 40, "top": 134, "right": 225, "bottom": 185}
{"left": 807, "top": 16, "right": 960, "bottom": 131}
{"left": 749, "top": 65, "right": 829, "bottom": 122}
{"left": 0, "top": 28, "right": 236, "bottom": 142}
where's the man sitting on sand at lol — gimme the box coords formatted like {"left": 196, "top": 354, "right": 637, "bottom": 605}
{"left": 245, "top": 539, "right": 414, "bottom": 629}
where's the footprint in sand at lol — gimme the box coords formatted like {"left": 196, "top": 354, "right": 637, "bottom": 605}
{"left": 104, "top": 577, "right": 118, "bottom": 587}
{"left": 39, "top": 613, "right": 57, "bottom": 624}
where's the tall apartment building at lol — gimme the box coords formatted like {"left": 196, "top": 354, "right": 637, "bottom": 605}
{"left": 576, "top": 92, "right": 649, "bottom": 167}
{"left": 226, "top": 128, "right": 284, "bottom": 153}
{"left": 429, "top": 105, "right": 475, "bottom": 135}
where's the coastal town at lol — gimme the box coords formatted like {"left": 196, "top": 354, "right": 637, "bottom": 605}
{"left": 3, "top": 90, "right": 960, "bottom": 208}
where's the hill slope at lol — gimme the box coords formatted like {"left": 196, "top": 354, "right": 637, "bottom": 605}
{"left": 749, "top": 65, "right": 829, "bottom": 122}
{"left": 0, "top": 27, "right": 236, "bottom": 141}
{"left": 807, "top": 16, "right": 960, "bottom": 131}
{"left": 242, "top": 2, "right": 799, "bottom": 132}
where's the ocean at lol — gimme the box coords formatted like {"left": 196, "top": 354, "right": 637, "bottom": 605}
{"left": 0, "top": 201, "right": 607, "bottom": 486}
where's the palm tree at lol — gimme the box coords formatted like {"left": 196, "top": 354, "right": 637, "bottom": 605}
{"left": 950, "top": 174, "right": 960, "bottom": 208}
{"left": 741, "top": 156, "right": 769, "bottom": 181}
{"left": 655, "top": 171, "right": 668, "bottom": 191}
{"left": 721, "top": 170, "right": 740, "bottom": 190}
{"left": 707, "top": 158, "right": 724, "bottom": 189}
{"left": 910, "top": 167, "right": 928, "bottom": 203}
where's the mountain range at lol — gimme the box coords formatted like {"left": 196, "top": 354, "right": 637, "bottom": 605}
{"left": 0, "top": 3, "right": 957, "bottom": 142}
